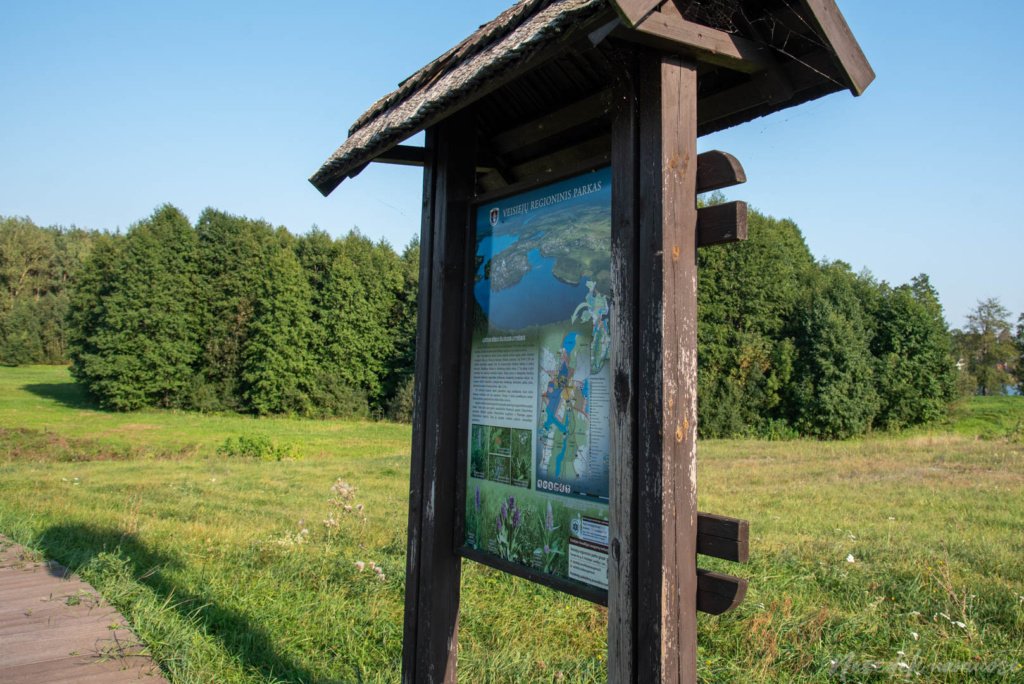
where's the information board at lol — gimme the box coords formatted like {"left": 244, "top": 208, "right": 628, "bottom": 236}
{"left": 462, "top": 167, "right": 612, "bottom": 592}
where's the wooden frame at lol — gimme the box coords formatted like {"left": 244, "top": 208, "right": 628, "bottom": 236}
{"left": 402, "top": 110, "right": 476, "bottom": 684}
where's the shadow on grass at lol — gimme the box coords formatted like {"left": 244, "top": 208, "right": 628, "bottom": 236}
{"left": 23, "top": 381, "right": 99, "bottom": 410}
{"left": 35, "top": 523, "right": 318, "bottom": 683}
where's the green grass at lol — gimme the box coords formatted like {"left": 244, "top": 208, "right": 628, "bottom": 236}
{"left": 940, "top": 395, "right": 1024, "bottom": 441}
{"left": 1, "top": 366, "right": 1022, "bottom": 682}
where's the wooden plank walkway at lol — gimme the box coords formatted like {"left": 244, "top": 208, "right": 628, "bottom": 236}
{"left": 0, "top": 536, "right": 167, "bottom": 683}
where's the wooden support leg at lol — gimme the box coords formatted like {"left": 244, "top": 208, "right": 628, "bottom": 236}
{"left": 608, "top": 48, "right": 700, "bottom": 684}
{"left": 402, "top": 111, "right": 476, "bottom": 684}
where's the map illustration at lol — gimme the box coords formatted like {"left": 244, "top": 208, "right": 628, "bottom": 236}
{"left": 536, "top": 324, "right": 609, "bottom": 501}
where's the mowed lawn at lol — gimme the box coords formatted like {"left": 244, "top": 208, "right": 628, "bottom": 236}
{"left": 1, "top": 366, "right": 1022, "bottom": 682}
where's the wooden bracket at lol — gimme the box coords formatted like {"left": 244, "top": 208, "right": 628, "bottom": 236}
{"left": 696, "top": 512, "right": 749, "bottom": 615}
{"left": 611, "top": 0, "right": 664, "bottom": 28}
{"left": 696, "top": 512, "right": 749, "bottom": 563}
{"left": 616, "top": 6, "right": 775, "bottom": 74}
{"left": 697, "top": 569, "right": 748, "bottom": 615}
{"left": 697, "top": 150, "right": 746, "bottom": 193}
{"left": 695, "top": 150, "right": 748, "bottom": 249}
{"left": 697, "top": 201, "right": 748, "bottom": 248}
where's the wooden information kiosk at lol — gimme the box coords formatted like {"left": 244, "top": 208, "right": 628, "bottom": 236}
{"left": 311, "top": 1, "right": 872, "bottom": 681}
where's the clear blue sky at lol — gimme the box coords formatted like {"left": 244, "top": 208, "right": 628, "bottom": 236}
{"left": 2, "top": 1, "right": 1021, "bottom": 328}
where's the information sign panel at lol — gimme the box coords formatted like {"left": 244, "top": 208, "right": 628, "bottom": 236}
{"left": 462, "top": 167, "right": 612, "bottom": 592}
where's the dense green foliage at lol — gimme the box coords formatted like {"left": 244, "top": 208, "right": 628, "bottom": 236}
{"left": 0, "top": 216, "right": 100, "bottom": 365}
{"left": 696, "top": 207, "right": 958, "bottom": 438}
{"left": 68, "top": 206, "right": 201, "bottom": 411}
{"left": 6, "top": 201, "right": 971, "bottom": 435}
{"left": 64, "top": 207, "right": 418, "bottom": 417}
{"left": 1017, "top": 314, "right": 1024, "bottom": 394}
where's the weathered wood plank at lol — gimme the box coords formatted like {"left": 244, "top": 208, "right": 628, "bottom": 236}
{"left": 0, "top": 537, "right": 167, "bottom": 683}
{"left": 697, "top": 201, "right": 748, "bottom": 248}
{"left": 607, "top": 42, "right": 640, "bottom": 684}
{"left": 798, "top": 0, "right": 875, "bottom": 95}
{"left": 401, "top": 110, "right": 476, "bottom": 684}
{"left": 507, "top": 135, "right": 610, "bottom": 182}
{"left": 696, "top": 534, "right": 749, "bottom": 564}
{"left": 622, "top": 8, "right": 775, "bottom": 74}
{"left": 696, "top": 569, "right": 748, "bottom": 615}
{"left": 698, "top": 512, "right": 749, "bottom": 543}
{"left": 635, "top": 51, "right": 700, "bottom": 683}
{"left": 374, "top": 144, "right": 426, "bottom": 167}
{"left": 400, "top": 122, "right": 437, "bottom": 684}
{"left": 490, "top": 90, "right": 612, "bottom": 156}
{"left": 697, "top": 68, "right": 795, "bottom": 129}
{"left": 610, "top": 0, "right": 663, "bottom": 28}
{"left": 696, "top": 150, "right": 746, "bottom": 193}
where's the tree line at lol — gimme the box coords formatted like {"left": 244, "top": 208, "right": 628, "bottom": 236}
{"left": 0, "top": 216, "right": 100, "bottom": 365}
{"left": 2, "top": 208, "right": 417, "bottom": 419}
{"left": 2, "top": 206, "right": 1020, "bottom": 437}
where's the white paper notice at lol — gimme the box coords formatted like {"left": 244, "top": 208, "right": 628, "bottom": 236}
{"left": 469, "top": 343, "right": 538, "bottom": 430}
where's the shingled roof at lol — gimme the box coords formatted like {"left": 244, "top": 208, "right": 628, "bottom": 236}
{"left": 311, "top": 0, "right": 873, "bottom": 196}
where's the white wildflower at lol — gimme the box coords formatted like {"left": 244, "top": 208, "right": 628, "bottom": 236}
{"left": 354, "top": 561, "right": 365, "bottom": 572}
{"left": 846, "top": 554, "right": 856, "bottom": 563}
{"left": 331, "top": 479, "right": 356, "bottom": 500}
{"left": 911, "top": 631, "right": 919, "bottom": 641}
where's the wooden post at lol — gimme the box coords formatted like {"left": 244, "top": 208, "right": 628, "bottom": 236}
{"left": 402, "top": 110, "right": 476, "bottom": 684}
{"left": 608, "top": 48, "right": 700, "bottom": 684}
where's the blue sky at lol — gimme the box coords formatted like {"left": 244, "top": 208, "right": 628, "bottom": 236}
{"left": 1, "top": 0, "right": 1021, "bottom": 327}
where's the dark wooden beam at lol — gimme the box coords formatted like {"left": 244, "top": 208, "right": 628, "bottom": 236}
{"left": 698, "top": 512, "right": 749, "bottom": 543}
{"left": 696, "top": 512, "right": 750, "bottom": 564}
{"left": 696, "top": 47, "right": 849, "bottom": 132}
{"left": 698, "top": 68, "right": 795, "bottom": 128}
{"left": 696, "top": 569, "right": 748, "bottom": 615}
{"left": 618, "top": 7, "right": 775, "bottom": 74}
{"left": 489, "top": 90, "right": 613, "bottom": 157}
{"left": 610, "top": 0, "right": 664, "bottom": 28}
{"left": 508, "top": 134, "right": 610, "bottom": 180}
{"left": 696, "top": 151, "right": 746, "bottom": 193}
{"left": 635, "top": 51, "right": 700, "bottom": 683}
{"left": 697, "top": 201, "right": 747, "bottom": 248}
{"left": 402, "top": 110, "right": 476, "bottom": 684}
{"left": 798, "top": 0, "right": 875, "bottom": 95}
{"left": 607, "top": 43, "right": 640, "bottom": 684}
{"left": 375, "top": 144, "right": 425, "bottom": 167}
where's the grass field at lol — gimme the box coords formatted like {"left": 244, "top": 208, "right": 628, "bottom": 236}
{"left": 1, "top": 366, "right": 1022, "bottom": 682}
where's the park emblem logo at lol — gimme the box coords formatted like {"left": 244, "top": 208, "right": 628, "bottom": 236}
{"left": 489, "top": 207, "right": 499, "bottom": 227}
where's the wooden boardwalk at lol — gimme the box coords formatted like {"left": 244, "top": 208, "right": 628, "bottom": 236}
{"left": 0, "top": 536, "right": 167, "bottom": 683}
